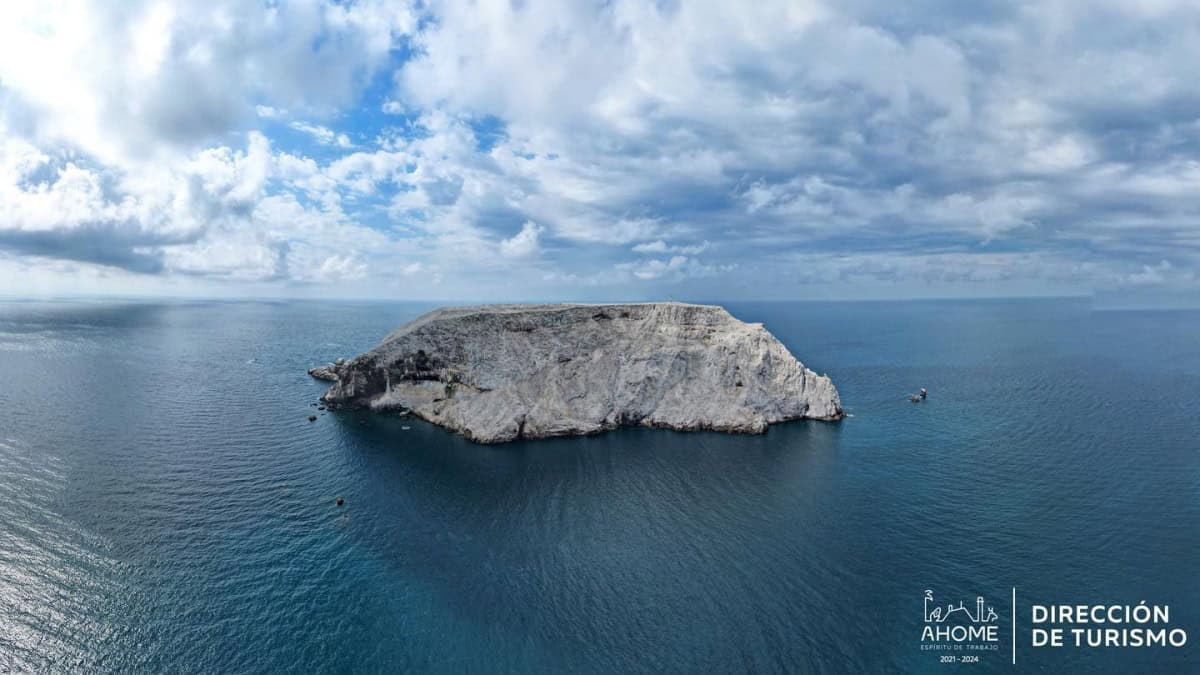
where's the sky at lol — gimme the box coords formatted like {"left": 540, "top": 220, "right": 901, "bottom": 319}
{"left": 0, "top": 0, "right": 1197, "bottom": 302}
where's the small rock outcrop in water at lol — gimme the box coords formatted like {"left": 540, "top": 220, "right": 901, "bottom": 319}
{"left": 307, "top": 303, "right": 843, "bottom": 444}
{"left": 309, "top": 365, "right": 338, "bottom": 381}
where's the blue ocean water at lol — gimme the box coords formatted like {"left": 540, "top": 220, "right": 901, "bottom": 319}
{"left": 0, "top": 298, "right": 1197, "bottom": 673}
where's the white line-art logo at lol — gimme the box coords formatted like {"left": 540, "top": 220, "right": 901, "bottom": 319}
{"left": 924, "top": 590, "right": 998, "bottom": 624}
{"left": 920, "top": 590, "right": 1001, "bottom": 650}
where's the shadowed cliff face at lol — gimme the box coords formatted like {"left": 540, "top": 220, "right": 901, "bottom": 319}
{"left": 309, "top": 303, "right": 843, "bottom": 443}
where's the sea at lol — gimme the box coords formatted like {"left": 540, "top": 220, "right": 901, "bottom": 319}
{"left": 0, "top": 298, "right": 1196, "bottom": 673}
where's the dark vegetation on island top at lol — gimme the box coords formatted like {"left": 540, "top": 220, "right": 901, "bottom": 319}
{"left": 305, "top": 302, "right": 846, "bottom": 443}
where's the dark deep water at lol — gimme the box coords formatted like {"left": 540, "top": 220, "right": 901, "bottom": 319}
{"left": 0, "top": 299, "right": 1197, "bottom": 673}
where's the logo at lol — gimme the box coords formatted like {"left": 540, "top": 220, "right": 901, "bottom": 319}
{"left": 920, "top": 590, "right": 1000, "bottom": 651}
{"left": 924, "top": 589, "right": 998, "bottom": 625}
{"left": 918, "top": 587, "right": 1189, "bottom": 667}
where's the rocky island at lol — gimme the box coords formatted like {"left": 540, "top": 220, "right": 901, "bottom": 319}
{"left": 309, "top": 303, "right": 843, "bottom": 443}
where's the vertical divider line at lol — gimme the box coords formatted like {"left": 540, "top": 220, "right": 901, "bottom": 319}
{"left": 1012, "top": 587, "right": 1017, "bottom": 665}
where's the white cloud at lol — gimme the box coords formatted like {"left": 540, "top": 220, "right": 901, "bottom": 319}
{"left": 315, "top": 254, "right": 368, "bottom": 282}
{"left": 0, "top": 125, "right": 280, "bottom": 272}
{"left": 632, "top": 240, "right": 710, "bottom": 255}
{"left": 166, "top": 236, "right": 290, "bottom": 282}
{"left": 326, "top": 151, "right": 409, "bottom": 193}
{"left": 499, "top": 221, "right": 543, "bottom": 259}
{"left": 185, "top": 132, "right": 273, "bottom": 213}
{"left": 0, "top": 0, "right": 413, "bottom": 165}
{"left": 0, "top": 0, "right": 416, "bottom": 287}
{"left": 631, "top": 240, "right": 669, "bottom": 254}
{"left": 616, "top": 255, "right": 734, "bottom": 281}
{"left": 289, "top": 122, "right": 353, "bottom": 148}
{"left": 1117, "top": 260, "right": 1195, "bottom": 288}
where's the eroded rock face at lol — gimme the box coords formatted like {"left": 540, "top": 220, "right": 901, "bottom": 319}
{"left": 309, "top": 303, "right": 842, "bottom": 443}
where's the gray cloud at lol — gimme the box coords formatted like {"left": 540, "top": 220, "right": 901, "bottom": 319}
{"left": 0, "top": 228, "right": 167, "bottom": 273}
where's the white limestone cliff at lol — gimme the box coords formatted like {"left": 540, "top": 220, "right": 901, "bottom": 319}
{"left": 309, "top": 303, "right": 842, "bottom": 443}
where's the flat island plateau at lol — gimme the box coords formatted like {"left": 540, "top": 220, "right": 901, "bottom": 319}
{"left": 309, "top": 302, "right": 843, "bottom": 443}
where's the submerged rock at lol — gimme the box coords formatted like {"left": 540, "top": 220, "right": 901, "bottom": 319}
{"left": 309, "top": 303, "right": 843, "bottom": 444}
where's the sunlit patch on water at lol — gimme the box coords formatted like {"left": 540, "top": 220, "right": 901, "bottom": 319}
{"left": 0, "top": 438, "right": 127, "bottom": 672}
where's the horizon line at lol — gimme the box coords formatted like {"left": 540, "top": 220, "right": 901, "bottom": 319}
{"left": 0, "top": 292, "right": 1098, "bottom": 305}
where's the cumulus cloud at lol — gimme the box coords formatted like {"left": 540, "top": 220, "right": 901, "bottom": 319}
{"left": 499, "top": 221, "right": 544, "bottom": 259}
{"left": 0, "top": 125, "right": 268, "bottom": 273}
{"left": 0, "top": 0, "right": 414, "bottom": 286}
{"left": 314, "top": 254, "right": 368, "bottom": 282}
{"left": 0, "top": 1, "right": 412, "bottom": 164}
{"left": 389, "top": 0, "right": 1200, "bottom": 295}
{"left": 289, "top": 121, "right": 353, "bottom": 148}
{"left": 0, "top": 0, "right": 1197, "bottom": 299}
{"left": 616, "top": 255, "right": 734, "bottom": 281}
{"left": 167, "top": 236, "right": 291, "bottom": 282}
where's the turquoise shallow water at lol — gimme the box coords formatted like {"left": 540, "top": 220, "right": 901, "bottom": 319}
{"left": 0, "top": 299, "right": 1197, "bottom": 673}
